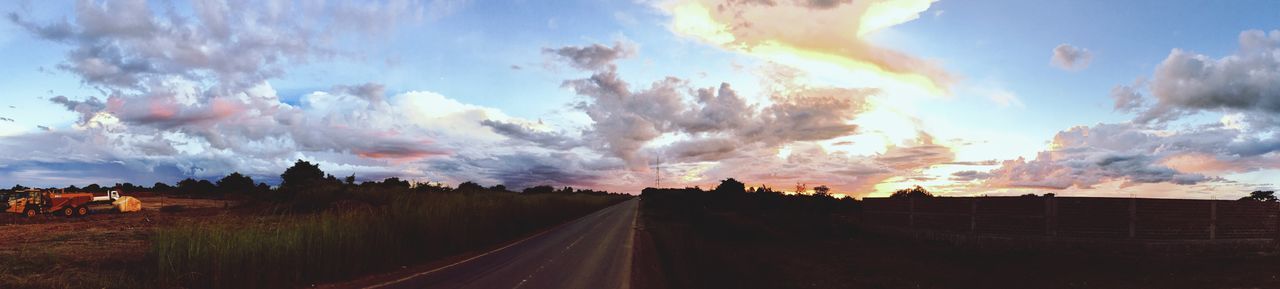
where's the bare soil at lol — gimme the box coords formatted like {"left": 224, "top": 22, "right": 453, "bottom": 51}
{"left": 0, "top": 196, "right": 236, "bottom": 289}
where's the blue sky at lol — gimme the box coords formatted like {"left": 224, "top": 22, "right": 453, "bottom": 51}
{"left": 0, "top": 0, "right": 1277, "bottom": 198}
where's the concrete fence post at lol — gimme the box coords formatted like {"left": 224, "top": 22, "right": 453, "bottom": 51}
{"left": 1209, "top": 200, "right": 1217, "bottom": 240}
{"left": 908, "top": 197, "right": 915, "bottom": 228}
{"left": 1045, "top": 196, "right": 1057, "bottom": 237}
{"left": 1129, "top": 198, "right": 1137, "bottom": 239}
{"left": 970, "top": 198, "right": 978, "bottom": 234}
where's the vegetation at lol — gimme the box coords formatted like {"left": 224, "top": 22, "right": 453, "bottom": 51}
{"left": 889, "top": 185, "right": 934, "bottom": 198}
{"left": 149, "top": 160, "right": 630, "bottom": 289}
{"left": 1240, "top": 190, "right": 1277, "bottom": 202}
{"left": 155, "top": 191, "right": 627, "bottom": 289}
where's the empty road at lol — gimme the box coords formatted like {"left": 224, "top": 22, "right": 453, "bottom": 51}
{"left": 366, "top": 198, "right": 639, "bottom": 289}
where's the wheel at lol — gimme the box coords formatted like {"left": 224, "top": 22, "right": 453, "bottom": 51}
{"left": 62, "top": 207, "right": 75, "bottom": 217}
{"left": 23, "top": 208, "right": 37, "bottom": 218}
{"left": 76, "top": 206, "right": 89, "bottom": 217}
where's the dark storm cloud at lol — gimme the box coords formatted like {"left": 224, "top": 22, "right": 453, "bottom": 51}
{"left": 431, "top": 152, "right": 607, "bottom": 190}
{"left": 480, "top": 119, "right": 583, "bottom": 150}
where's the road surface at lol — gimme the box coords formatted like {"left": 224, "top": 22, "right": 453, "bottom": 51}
{"left": 366, "top": 198, "right": 639, "bottom": 289}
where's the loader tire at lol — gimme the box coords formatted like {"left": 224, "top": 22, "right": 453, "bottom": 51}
{"left": 62, "top": 207, "right": 75, "bottom": 217}
{"left": 23, "top": 208, "right": 37, "bottom": 218}
{"left": 76, "top": 206, "right": 89, "bottom": 217}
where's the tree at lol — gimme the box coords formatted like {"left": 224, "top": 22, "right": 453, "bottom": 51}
{"left": 344, "top": 174, "right": 356, "bottom": 185}
{"left": 456, "top": 181, "right": 484, "bottom": 192}
{"left": 380, "top": 177, "right": 411, "bottom": 190}
{"left": 714, "top": 178, "right": 746, "bottom": 194}
{"left": 153, "top": 182, "right": 173, "bottom": 193}
{"left": 523, "top": 185, "right": 555, "bottom": 194}
{"left": 890, "top": 185, "right": 934, "bottom": 198}
{"left": 217, "top": 172, "right": 257, "bottom": 194}
{"left": 177, "top": 178, "right": 216, "bottom": 195}
{"left": 490, "top": 184, "right": 508, "bottom": 192}
{"left": 280, "top": 160, "right": 327, "bottom": 192}
{"left": 1240, "top": 190, "right": 1278, "bottom": 202}
{"left": 813, "top": 185, "right": 831, "bottom": 197}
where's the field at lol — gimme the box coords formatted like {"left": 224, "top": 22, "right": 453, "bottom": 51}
{"left": 638, "top": 189, "right": 1280, "bottom": 289}
{"left": 0, "top": 192, "right": 628, "bottom": 289}
{"left": 0, "top": 196, "right": 229, "bottom": 289}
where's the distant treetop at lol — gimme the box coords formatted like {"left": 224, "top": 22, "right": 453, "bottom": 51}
{"left": 890, "top": 185, "right": 933, "bottom": 198}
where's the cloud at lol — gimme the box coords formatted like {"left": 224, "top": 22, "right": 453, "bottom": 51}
{"left": 0, "top": 117, "right": 12, "bottom": 122}
{"left": 430, "top": 151, "right": 613, "bottom": 190}
{"left": 543, "top": 42, "right": 636, "bottom": 71}
{"left": 663, "top": 0, "right": 954, "bottom": 94}
{"left": 480, "top": 119, "right": 583, "bottom": 150}
{"left": 554, "top": 43, "right": 872, "bottom": 168}
{"left": 979, "top": 122, "right": 1280, "bottom": 189}
{"left": 1110, "top": 82, "right": 1145, "bottom": 113}
{"left": 1050, "top": 44, "right": 1093, "bottom": 71}
{"left": 48, "top": 95, "right": 106, "bottom": 124}
{"left": 0, "top": 1, "right": 498, "bottom": 187}
{"left": 1134, "top": 29, "right": 1280, "bottom": 123}
{"left": 950, "top": 170, "right": 992, "bottom": 181}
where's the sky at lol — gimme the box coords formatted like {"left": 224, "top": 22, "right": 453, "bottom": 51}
{"left": 0, "top": 0, "right": 1278, "bottom": 199}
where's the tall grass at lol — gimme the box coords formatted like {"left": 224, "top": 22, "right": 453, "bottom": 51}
{"left": 153, "top": 192, "right": 628, "bottom": 289}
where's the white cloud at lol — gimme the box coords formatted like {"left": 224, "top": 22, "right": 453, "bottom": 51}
{"left": 1051, "top": 43, "right": 1093, "bottom": 71}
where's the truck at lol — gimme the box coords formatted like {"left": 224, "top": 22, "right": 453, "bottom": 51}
{"left": 2, "top": 189, "right": 120, "bottom": 217}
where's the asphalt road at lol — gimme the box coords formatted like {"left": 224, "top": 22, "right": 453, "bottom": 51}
{"left": 366, "top": 198, "right": 639, "bottom": 289}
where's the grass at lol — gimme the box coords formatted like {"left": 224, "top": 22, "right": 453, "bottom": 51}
{"left": 153, "top": 191, "right": 628, "bottom": 289}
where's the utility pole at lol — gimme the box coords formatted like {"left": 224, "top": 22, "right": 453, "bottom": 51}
{"left": 654, "top": 154, "right": 661, "bottom": 188}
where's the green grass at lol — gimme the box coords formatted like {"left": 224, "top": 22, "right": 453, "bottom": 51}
{"left": 153, "top": 192, "right": 628, "bottom": 289}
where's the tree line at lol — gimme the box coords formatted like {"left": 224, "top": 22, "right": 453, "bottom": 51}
{"left": 1, "top": 160, "right": 623, "bottom": 210}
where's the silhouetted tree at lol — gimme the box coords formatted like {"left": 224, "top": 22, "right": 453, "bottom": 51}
{"left": 523, "top": 185, "right": 555, "bottom": 194}
{"left": 217, "top": 172, "right": 257, "bottom": 194}
{"left": 490, "top": 184, "right": 508, "bottom": 192}
{"left": 280, "top": 160, "right": 327, "bottom": 192}
{"left": 1240, "top": 190, "right": 1278, "bottom": 202}
{"left": 380, "top": 177, "right": 411, "bottom": 190}
{"left": 84, "top": 184, "right": 103, "bottom": 193}
{"left": 456, "top": 181, "right": 484, "bottom": 192}
{"left": 177, "top": 178, "right": 217, "bottom": 195}
{"left": 153, "top": 182, "right": 173, "bottom": 193}
{"left": 11, "top": 185, "right": 29, "bottom": 191}
{"left": 344, "top": 174, "right": 356, "bottom": 185}
{"left": 715, "top": 178, "right": 746, "bottom": 194}
{"left": 114, "top": 182, "right": 140, "bottom": 193}
{"left": 890, "top": 185, "right": 933, "bottom": 198}
{"left": 813, "top": 185, "right": 831, "bottom": 197}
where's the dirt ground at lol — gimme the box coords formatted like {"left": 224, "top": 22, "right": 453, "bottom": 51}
{"left": 0, "top": 196, "right": 236, "bottom": 289}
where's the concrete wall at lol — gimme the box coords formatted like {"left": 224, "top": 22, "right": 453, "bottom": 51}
{"left": 863, "top": 197, "right": 1280, "bottom": 241}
